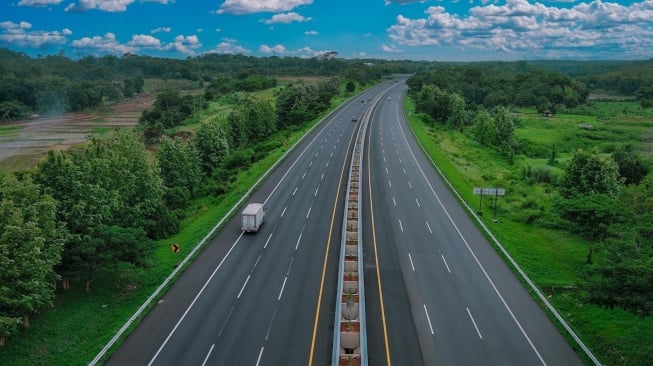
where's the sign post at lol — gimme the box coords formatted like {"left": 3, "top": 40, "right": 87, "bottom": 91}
{"left": 473, "top": 187, "right": 505, "bottom": 222}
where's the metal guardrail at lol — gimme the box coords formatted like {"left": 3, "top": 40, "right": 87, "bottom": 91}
{"left": 332, "top": 101, "right": 373, "bottom": 366}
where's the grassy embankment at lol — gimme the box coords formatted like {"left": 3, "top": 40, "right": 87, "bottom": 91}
{"left": 0, "top": 84, "right": 352, "bottom": 365}
{"left": 406, "top": 97, "right": 653, "bottom": 365}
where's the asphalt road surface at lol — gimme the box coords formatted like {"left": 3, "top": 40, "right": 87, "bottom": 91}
{"left": 362, "top": 83, "right": 583, "bottom": 365}
{"left": 107, "top": 83, "right": 394, "bottom": 366}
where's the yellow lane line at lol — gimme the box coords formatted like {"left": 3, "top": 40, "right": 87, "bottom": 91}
{"left": 367, "top": 113, "right": 392, "bottom": 365}
{"left": 308, "top": 121, "right": 359, "bottom": 365}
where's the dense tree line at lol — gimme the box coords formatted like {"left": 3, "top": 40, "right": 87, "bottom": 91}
{"left": 408, "top": 66, "right": 589, "bottom": 113}
{"left": 0, "top": 48, "right": 416, "bottom": 121}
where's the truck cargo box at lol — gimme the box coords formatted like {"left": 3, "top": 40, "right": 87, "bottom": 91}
{"left": 241, "top": 203, "right": 265, "bottom": 232}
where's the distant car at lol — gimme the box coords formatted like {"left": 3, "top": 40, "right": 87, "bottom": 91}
{"left": 360, "top": 99, "right": 365, "bottom": 103}
{"left": 351, "top": 116, "right": 358, "bottom": 122}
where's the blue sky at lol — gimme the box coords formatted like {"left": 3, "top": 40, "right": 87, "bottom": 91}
{"left": 1, "top": 0, "right": 652, "bottom": 61}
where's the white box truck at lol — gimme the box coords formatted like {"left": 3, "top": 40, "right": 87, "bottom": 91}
{"left": 241, "top": 203, "right": 265, "bottom": 232}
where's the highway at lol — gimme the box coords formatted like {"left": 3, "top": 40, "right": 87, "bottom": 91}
{"left": 107, "top": 79, "right": 584, "bottom": 366}
{"left": 107, "top": 84, "right": 392, "bottom": 366}
{"left": 362, "top": 83, "right": 583, "bottom": 365}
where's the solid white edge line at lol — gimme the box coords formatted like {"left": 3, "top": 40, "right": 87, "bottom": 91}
{"left": 147, "top": 232, "right": 244, "bottom": 365}
{"left": 402, "top": 96, "right": 600, "bottom": 364}
{"left": 201, "top": 344, "right": 215, "bottom": 366}
{"left": 467, "top": 307, "right": 483, "bottom": 339}
{"left": 93, "top": 100, "right": 348, "bottom": 366}
{"left": 396, "top": 104, "right": 548, "bottom": 366}
{"left": 423, "top": 304, "right": 435, "bottom": 335}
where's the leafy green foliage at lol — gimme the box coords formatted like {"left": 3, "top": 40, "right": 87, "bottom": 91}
{"left": 34, "top": 130, "right": 165, "bottom": 281}
{"left": 158, "top": 136, "right": 203, "bottom": 201}
{"left": 612, "top": 144, "right": 650, "bottom": 185}
{"left": 193, "top": 117, "right": 231, "bottom": 174}
{"left": 0, "top": 174, "right": 63, "bottom": 339}
{"left": 559, "top": 148, "right": 622, "bottom": 198}
{"left": 585, "top": 179, "right": 653, "bottom": 316}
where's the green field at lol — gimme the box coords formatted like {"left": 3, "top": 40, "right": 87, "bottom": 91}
{"left": 406, "top": 99, "right": 653, "bottom": 365}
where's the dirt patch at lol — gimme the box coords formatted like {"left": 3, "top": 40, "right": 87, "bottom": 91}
{"left": 0, "top": 94, "right": 155, "bottom": 171}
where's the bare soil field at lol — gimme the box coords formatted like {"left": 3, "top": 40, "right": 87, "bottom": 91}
{"left": 0, "top": 94, "right": 155, "bottom": 172}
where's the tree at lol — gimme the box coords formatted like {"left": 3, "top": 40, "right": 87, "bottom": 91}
{"left": 584, "top": 179, "right": 653, "bottom": 315}
{"left": 559, "top": 148, "right": 623, "bottom": 198}
{"left": 158, "top": 136, "right": 203, "bottom": 201}
{"left": 612, "top": 144, "right": 650, "bottom": 185}
{"left": 34, "top": 131, "right": 164, "bottom": 287}
{"left": 556, "top": 193, "right": 620, "bottom": 263}
{"left": 0, "top": 174, "right": 63, "bottom": 340}
{"left": 494, "top": 108, "right": 518, "bottom": 163}
{"left": 471, "top": 110, "right": 496, "bottom": 146}
{"left": 193, "top": 117, "right": 231, "bottom": 174}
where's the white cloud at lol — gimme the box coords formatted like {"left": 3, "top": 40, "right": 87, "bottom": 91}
{"left": 263, "top": 12, "right": 311, "bottom": 24}
{"left": 0, "top": 22, "right": 72, "bottom": 48}
{"left": 151, "top": 27, "right": 171, "bottom": 34}
{"left": 385, "top": 0, "right": 430, "bottom": 5}
{"left": 163, "top": 34, "right": 202, "bottom": 55}
{"left": 128, "top": 34, "right": 161, "bottom": 48}
{"left": 18, "top": 0, "right": 64, "bottom": 6}
{"left": 204, "top": 39, "right": 251, "bottom": 55}
{"left": 258, "top": 44, "right": 332, "bottom": 58}
{"left": 0, "top": 21, "right": 32, "bottom": 29}
{"left": 65, "top": 0, "right": 135, "bottom": 12}
{"left": 387, "top": 0, "right": 653, "bottom": 59}
{"left": 381, "top": 43, "right": 402, "bottom": 52}
{"left": 217, "top": 0, "right": 313, "bottom": 15}
{"left": 72, "top": 32, "right": 135, "bottom": 54}
{"left": 64, "top": 0, "right": 173, "bottom": 12}
{"left": 305, "top": 30, "right": 318, "bottom": 35}
{"left": 259, "top": 44, "right": 286, "bottom": 54}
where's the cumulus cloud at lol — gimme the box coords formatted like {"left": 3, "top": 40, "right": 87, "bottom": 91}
{"left": 387, "top": 0, "right": 653, "bottom": 59}
{"left": 263, "top": 12, "right": 311, "bottom": 24}
{"left": 18, "top": 0, "right": 64, "bottom": 6}
{"left": 128, "top": 34, "right": 161, "bottom": 48}
{"left": 259, "top": 44, "right": 286, "bottom": 54}
{"left": 64, "top": 0, "right": 172, "bottom": 12}
{"left": 258, "top": 44, "right": 331, "bottom": 58}
{"left": 151, "top": 27, "right": 171, "bottom": 34}
{"left": 163, "top": 34, "right": 201, "bottom": 55}
{"left": 204, "top": 39, "right": 251, "bottom": 55}
{"left": 0, "top": 21, "right": 72, "bottom": 48}
{"left": 65, "top": 0, "right": 135, "bottom": 12}
{"left": 217, "top": 0, "right": 313, "bottom": 15}
{"left": 385, "top": 0, "right": 430, "bottom": 5}
{"left": 72, "top": 32, "right": 135, "bottom": 54}
{"left": 381, "top": 43, "right": 403, "bottom": 52}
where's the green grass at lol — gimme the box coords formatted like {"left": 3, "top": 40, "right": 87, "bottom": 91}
{"left": 406, "top": 99, "right": 653, "bottom": 365}
{"left": 0, "top": 125, "right": 19, "bottom": 136}
{"left": 0, "top": 94, "right": 340, "bottom": 365}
